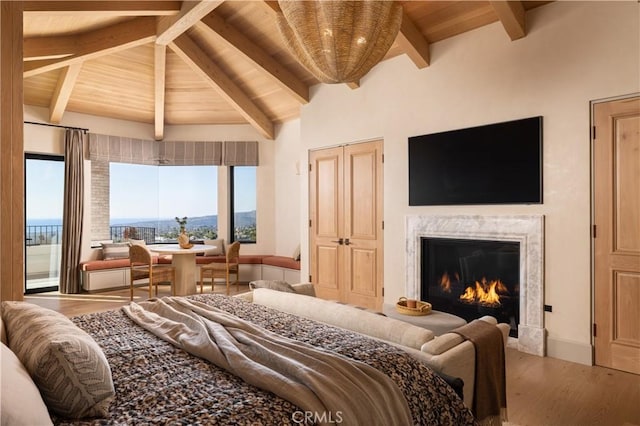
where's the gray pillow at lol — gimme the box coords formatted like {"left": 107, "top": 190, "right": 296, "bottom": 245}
{"left": 101, "top": 242, "right": 130, "bottom": 260}
{"left": 1, "top": 302, "right": 115, "bottom": 418}
{"left": 249, "top": 280, "right": 296, "bottom": 293}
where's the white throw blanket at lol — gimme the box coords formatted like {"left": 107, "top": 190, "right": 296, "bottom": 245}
{"left": 123, "top": 297, "right": 412, "bottom": 426}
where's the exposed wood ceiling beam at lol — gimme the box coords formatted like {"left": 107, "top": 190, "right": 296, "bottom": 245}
{"left": 169, "top": 34, "right": 275, "bottom": 140}
{"left": 156, "top": 1, "right": 223, "bottom": 46}
{"left": 154, "top": 44, "right": 166, "bottom": 141}
{"left": 397, "top": 11, "right": 430, "bottom": 69}
{"left": 49, "top": 63, "right": 82, "bottom": 123}
{"left": 198, "top": 13, "right": 309, "bottom": 104}
{"left": 24, "top": 1, "right": 181, "bottom": 16}
{"left": 490, "top": 1, "right": 526, "bottom": 40}
{"left": 23, "top": 17, "right": 157, "bottom": 78}
{"left": 24, "top": 35, "right": 77, "bottom": 61}
{"left": 262, "top": 1, "right": 281, "bottom": 13}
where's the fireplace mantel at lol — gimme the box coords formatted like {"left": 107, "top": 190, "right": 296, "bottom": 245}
{"left": 406, "top": 214, "right": 545, "bottom": 356}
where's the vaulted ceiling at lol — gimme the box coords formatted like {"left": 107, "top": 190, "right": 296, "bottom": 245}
{"left": 22, "top": 1, "right": 551, "bottom": 140}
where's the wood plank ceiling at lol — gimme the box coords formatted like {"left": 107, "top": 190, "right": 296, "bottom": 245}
{"left": 22, "top": 1, "right": 551, "bottom": 140}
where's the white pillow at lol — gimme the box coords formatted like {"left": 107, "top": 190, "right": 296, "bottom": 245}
{"left": 203, "top": 238, "right": 225, "bottom": 256}
{"left": 128, "top": 239, "right": 146, "bottom": 246}
{"left": 1, "top": 342, "right": 53, "bottom": 426}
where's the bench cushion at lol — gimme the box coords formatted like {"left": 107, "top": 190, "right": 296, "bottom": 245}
{"left": 82, "top": 254, "right": 296, "bottom": 269}
{"left": 81, "top": 259, "right": 131, "bottom": 271}
{"left": 262, "top": 256, "right": 301, "bottom": 270}
{"left": 252, "top": 289, "right": 434, "bottom": 350}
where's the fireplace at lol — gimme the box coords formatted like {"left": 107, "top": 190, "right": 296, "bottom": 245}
{"left": 405, "top": 214, "right": 546, "bottom": 356}
{"left": 421, "top": 237, "right": 520, "bottom": 337}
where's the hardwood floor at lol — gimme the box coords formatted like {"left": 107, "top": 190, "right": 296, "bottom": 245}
{"left": 24, "top": 288, "right": 640, "bottom": 426}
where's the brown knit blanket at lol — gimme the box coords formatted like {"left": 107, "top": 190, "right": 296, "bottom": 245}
{"left": 453, "top": 319, "right": 507, "bottom": 425}
{"left": 123, "top": 297, "right": 412, "bottom": 426}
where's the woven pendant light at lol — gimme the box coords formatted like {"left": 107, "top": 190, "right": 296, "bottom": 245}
{"left": 276, "top": 1, "right": 403, "bottom": 84}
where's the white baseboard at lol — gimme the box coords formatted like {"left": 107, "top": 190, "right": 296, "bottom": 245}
{"left": 546, "top": 337, "right": 593, "bottom": 365}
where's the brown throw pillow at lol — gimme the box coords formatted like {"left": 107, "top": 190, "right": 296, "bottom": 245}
{"left": 1, "top": 302, "right": 115, "bottom": 419}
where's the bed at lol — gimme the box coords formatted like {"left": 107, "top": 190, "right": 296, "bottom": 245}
{"left": 1, "top": 294, "right": 477, "bottom": 425}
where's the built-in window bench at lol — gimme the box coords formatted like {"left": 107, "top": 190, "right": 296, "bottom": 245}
{"left": 80, "top": 255, "right": 301, "bottom": 292}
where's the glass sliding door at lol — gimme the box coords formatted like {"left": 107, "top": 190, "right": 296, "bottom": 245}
{"left": 25, "top": 154, "right": 64, "bottom": 293}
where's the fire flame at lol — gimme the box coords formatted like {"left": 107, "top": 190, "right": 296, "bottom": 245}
{"left": 459, "top": 277, "right": 508, "bottom": 306}
{"left": 440, "top": 272, "right": 451, "bottom": 293}
{"left": 439, "top": 271, "right": 461, "bottom": 293}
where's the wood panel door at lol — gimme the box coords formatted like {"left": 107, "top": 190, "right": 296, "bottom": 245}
{"left": 309, "top": 140, "right": 384, "bottom": 310}
{"left": 309, "top": 146, "right": 344, "bottom": 302}
{"left": 594, "top": 96, "right": 640, "bottom": 374}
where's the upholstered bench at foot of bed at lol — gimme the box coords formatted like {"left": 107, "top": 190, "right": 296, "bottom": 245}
{"left": 245, "top": 287, "right": 510, "bottom": 409}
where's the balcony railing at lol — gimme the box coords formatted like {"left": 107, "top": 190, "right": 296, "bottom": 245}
{"left": 26, "top": 225, "right": 62, "bottom": 246}
{"left": 109, "top": 226, "right": 156, "bottom": 244}
{"left": 26, "top": 225, "right": 158, "bottom": 246}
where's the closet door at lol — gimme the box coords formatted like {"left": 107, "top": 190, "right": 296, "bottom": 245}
{"left": 343, "top": 141, "right": 383, "bottom": 309}
{"left": 309, "top": 146, "right": 344, "bottom": 302}
{"left": 309, "top": 140, "right": 383, "bottom": 310}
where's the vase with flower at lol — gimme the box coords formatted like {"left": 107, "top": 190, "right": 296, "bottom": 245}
{"left": 175, "top": 216, "right": 193, "bottom": 249}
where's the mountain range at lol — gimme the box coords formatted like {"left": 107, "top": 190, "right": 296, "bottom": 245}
{"left": 111, "top": 211, "right": 256, "bottom": 231}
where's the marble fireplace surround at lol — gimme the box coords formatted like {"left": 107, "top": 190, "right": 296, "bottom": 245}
{"left": 405, "top": 214, "right": 545, "bottom": 356}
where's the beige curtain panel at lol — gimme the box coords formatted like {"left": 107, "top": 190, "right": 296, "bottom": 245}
{"left": 60, "top": 129, "right": 85, "bottom": 294}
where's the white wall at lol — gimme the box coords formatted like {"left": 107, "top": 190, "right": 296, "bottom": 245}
{"left": 23, "top": 105, "right": 277, "bottom": 260}
{"left": 294, "top": 1, "right": 640, "bottom": 364}
{"left": 273, "top": 119, "right": 303, "bottom": 258}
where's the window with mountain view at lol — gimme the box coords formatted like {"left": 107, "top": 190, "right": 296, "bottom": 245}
{"left": 109, "top": 163, "right": 218, "bottom": 242}
{"left": 231, "top": 166, "right": 257, "bottom": 243}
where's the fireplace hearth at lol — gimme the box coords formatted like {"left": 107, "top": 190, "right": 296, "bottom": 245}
{"left": 405, "top": 214, "right": 546, "bottom": 356}
{"left": 421, "top": 238, "right": 520, "bottom": 337}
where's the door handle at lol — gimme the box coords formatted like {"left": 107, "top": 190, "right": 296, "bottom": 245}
{"left": 331, "top": 238, "right": 344, "bottom": 245}
{"left": 344, "top": 238, "right": 351, "bottom": 246}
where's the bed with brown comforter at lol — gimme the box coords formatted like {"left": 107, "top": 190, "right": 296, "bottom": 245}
{"left": 7, "top": 294, "right": 477, "bottom": 425}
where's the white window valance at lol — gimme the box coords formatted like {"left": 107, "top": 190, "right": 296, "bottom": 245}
{"left": 88, "top": 134, "right": 258, "bottom": 166}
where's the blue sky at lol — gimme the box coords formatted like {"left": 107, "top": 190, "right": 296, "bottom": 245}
{"left": 26, "top": 159, "right": 256, "bottom": 222}
{"left": 26, "top": 158, "right": 64, "bottom": 220}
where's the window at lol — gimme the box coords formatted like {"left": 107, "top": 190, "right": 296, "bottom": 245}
{"left": 109, "top": 163, "right": 218, "bottom": 242}
{"left": 230, "top": 166, "right": 257, "bottom": 243}
{"left": 25, "top": 154, "right": 64, "bottom": 293}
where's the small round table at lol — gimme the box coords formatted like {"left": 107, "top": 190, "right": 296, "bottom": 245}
{"left": 147, "top": 244, "right": 218, "bottom": 296}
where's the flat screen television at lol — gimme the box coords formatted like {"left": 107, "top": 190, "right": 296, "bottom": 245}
{"left": 408, "top": 116, "right": 543, "bottom": 205}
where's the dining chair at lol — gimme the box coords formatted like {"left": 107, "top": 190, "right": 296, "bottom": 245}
{"left": 129, "top": 244, "right": 176, "bottom": 300}
{"left": 199, "top": 241, "right": 241, "bottom": 295}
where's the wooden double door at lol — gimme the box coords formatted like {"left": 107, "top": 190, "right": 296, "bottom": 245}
{"left": 309, "top": 140, "right": 384, "bottom": 310}
{"left": 593, "top": 96, "right": 640, "bottom": 374}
